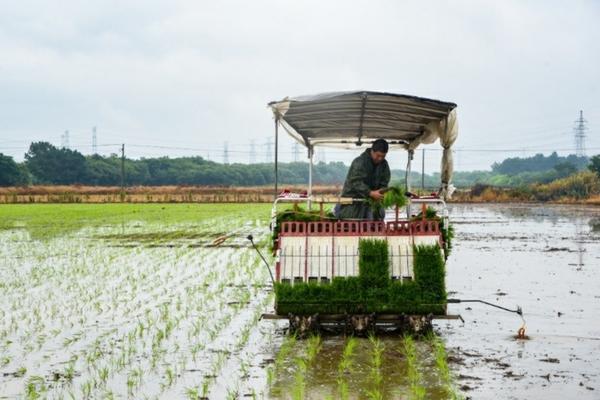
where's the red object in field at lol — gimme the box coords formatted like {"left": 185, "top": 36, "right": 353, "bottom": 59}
{"left": 278, "top": 189, "right": 308, "bottom": 199}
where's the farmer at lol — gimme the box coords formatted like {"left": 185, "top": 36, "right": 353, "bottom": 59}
{"left": 336, "top": 138, "right": 390, "bottom": 220}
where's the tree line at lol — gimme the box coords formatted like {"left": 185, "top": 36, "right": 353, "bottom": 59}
{"left": 0, "top": 141, "right": 597, "bottom": 187}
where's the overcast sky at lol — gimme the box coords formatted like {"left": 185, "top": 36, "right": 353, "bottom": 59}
{"left": 0, "top": 0, "right": 598, "bottom": 172}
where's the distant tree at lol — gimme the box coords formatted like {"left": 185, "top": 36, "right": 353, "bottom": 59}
{"left": 492, "top": 152, "right": 587, "bottom": 175}
{"left": 553, "top": 161, "right": 577, "bottom": 178}
{"left": 589, "top": 155, "right": 600, "bottom": 177}
{"left": 24, "top": 142, "right": 87, "bottom": 184}
{"left": 0, "top": 153, "right": 29, "bottom": 186}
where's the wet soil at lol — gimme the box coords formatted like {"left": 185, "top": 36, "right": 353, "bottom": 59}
{"left": 439, "top": 203, "right": 600, "bottom": 399}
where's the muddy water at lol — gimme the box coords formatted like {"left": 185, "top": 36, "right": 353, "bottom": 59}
{"left": 440, "top": 204, "right": 600, "bottom": 399}
{"left": 263, "top": 204, "right": 600, "bottom": 399}
{"left": 1, "top": 203, "right": 599, "bottom": 399}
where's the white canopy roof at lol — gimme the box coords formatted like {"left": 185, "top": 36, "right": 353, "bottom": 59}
{"left": 268, "top": 91, "right": 459, "bottom": 198}
{"left": 268, "top": 91, "right": 457, "bottom": 150}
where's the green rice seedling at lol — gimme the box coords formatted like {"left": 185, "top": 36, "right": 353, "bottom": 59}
{"left": 292, "top": 357, "right": 307, "bottom": 400}
{"left": 164, "top": 366, "right": 175, "bottom": 388}
{"left": 337, "top": 336, "right": 358, "bottom": 400}
{"left": 267, "top": 332, "right": 297, "bottom": 391}
{"left": 274, "top": 333, "right": 297, "bottom": 371}
{"left": 429, "top": 334, "right": 462, "bottom": 400}
{"left": 239, "top": 359, "right": 250, "bottom": 378}
{"left": 64, "top": 362, "right": 76, "bottom": 383}
{"left": 80, "top": 379, "right": 93, "bottom": 398}
{"left": 266, "top": 363, "right": 275, "bottom": 386}
{"left": 226, "top": 387, "right": 240, "bottom": 400}
{"left": 185, "top": 386, "right": 200, "bottom": 400}
{"left": 98, "top": 366, "right": 109, "bottom": 385}
{"left": 306, "top": 334, "right": 322, "bottom": 364}
{"left": 201, "top": 379, "right": 210, "bottom": 398}
{"left": 275, "top": 241, "right": 446, "bottom": 316}
{"left": 292, "top": 334, "right": 322, "bottom": 400}
{"left": 25, "top": 375, "right": 46, "bottom": 400}
{"left": 367, "top": 334, "right": 384, "bottom": 399}
{"left": 402, "top": 335, "right": 426, "bottom": 400}
{"left": 191, "top": 342, "right": 204, "bottom": 362}
{"left": 369, "top": 185, "right": 408, "bottom": 215}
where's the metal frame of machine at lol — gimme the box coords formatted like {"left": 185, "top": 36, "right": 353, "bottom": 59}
{"left": 262, "top": 91, "right": 460, "bottom": 333}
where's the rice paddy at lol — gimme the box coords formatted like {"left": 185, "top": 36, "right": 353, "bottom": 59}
{"left": 0, "top": 203, "right": 462, "bottom": 399}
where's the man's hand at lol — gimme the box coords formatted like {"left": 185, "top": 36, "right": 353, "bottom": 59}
{"left": 369, "top": 189, "right": 384, "bottom": 201}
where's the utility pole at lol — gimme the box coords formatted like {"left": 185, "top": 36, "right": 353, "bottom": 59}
{"left": 292, "top": 142, "right": 300, "bottom": 162}
{"left": 250, "top": 139, "right": 256, "bottom": 164}
{"left": 223, "top": 141, "right": 229, "bottom": 164}
{"left": 92, "top": 127, "right": 97, "bottom": 154}
{"left": 120, "top": 144, "right": 125, "bottom": 200}
{"left": 574, "top": 110, "right": 587, "bottom": 157}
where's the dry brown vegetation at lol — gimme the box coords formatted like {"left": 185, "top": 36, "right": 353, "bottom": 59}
{"left": 0, "top": 185, "right": 341, "bottom": 203}
{"left": 2, "top": 173, "right": 600, "bottom": 205}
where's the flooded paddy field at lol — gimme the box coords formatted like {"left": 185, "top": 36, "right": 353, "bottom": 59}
{"left": 442, "top": 203, "right": 600, "bottom": 399}
{"left": 0, "top": 203, "right": 599, "bottom": 399}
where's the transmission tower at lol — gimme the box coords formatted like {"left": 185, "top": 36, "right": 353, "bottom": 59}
{"left": 61, "top": 130, "right": 70, "bottom": 149}
{"left": 223, "top": 141, "right": 229, "bottom": 164}
{"left": 250, "top": 139, "right": 256, "bottom": 164}
{"left": 315, "top": 148, "right": 326, "bottom": 163}
{"left": 292, "top": 142, "right": 300, "bottom": 162}
{"left": 574, "top": 110, "right": 587, "bottom": 157}
{"left": 92, "top": 127, "right": 98, "bottom": 154}
{"left": 265, "top": 137, "right": 273, "bottom": 163}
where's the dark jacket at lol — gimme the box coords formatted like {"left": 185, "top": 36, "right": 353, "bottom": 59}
{"left": 338, "top": 149, "right": 390, "bottom": 219}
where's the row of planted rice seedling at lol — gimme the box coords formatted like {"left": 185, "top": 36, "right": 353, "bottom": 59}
{"left": 267, "top": 333, "right": 461, "bottom": 399}
{"left": 0, "top": 205, "right": 283, "bottom": 399}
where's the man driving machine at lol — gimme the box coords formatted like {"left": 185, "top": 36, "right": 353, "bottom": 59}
{"left": 336, "top": 138, "right": 390, "bottom": 220}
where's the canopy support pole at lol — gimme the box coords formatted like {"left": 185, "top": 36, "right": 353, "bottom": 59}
{"left": 421, "top": 148, "right": 425, "bottom": 192}
{"left": 274, "top": 117, "right": 279, "bottom": 198}
{"left": 308, "top": 146, "right": 314, "bottom": 209}
{"left": 406, "top": 149, "right": 414, "bottom": 218}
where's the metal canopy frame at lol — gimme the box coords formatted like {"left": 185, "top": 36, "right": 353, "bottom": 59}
{"left": 269, "top": 91, "right": 457, "bottom": 199}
